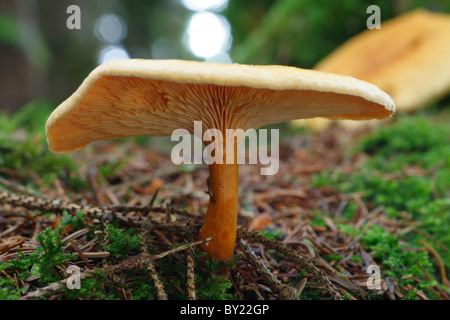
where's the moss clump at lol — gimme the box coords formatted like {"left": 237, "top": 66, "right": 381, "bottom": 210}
{"left": 105, "top": 224, "right": 142, "bottom": 260}
{"left": 0, "top": 278, "right": 20, "bottom": 300}
{"left": 311, "top": 115, "right": 450, "bottom": 299}
{"left": 1, "top": 228, "right": 76, "bottom": 285}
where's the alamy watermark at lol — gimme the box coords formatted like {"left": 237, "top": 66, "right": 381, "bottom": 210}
{"left": 367, "top": 5, "right": 381, "bottom": 29}
{"left": 171, "top": 121, "right": 279, "bottom": 175}
{"left": 67, "top": 4, "right": 382, "bottom": 31}
{"left": 66, "top": 265, "right": 81, "bottom": 289}
{"left": 66, "top": 5, "right": 81, "bottom": 30}
{"left": 366, "top": 264, "right": 381, "bottom": 290}
{"left": 366, "top": 264, "right": 396, "bottom": 293}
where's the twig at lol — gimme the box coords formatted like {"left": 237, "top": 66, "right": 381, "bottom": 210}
{"left": 147, "top": 262, "right": 168, "bottom": 300}
{"left": 0, "top": 190, "right": 148, "bottom": 226}
{"left": 186, "top": 247, "right": 196, "bottom": 300}
{"left": 61, "top": 228, "right": 90, "bottom": 244}
{"left": 0, "top": 176, "right": 48, "bottom": 199}
{"left": 81, "top": 252, "right": 109, "bottom": 259}
{"left": 152, "top": 238, "right": 212, "bottom": 260}
{"left": 139, "top": 219, "right": 167, "bottom": 300}
{"left": 87, "top": 166, "right": 108, "bottom": 206}
{"left": 237, "top": 228, "right": 343, "bottom": 300}
{"left": 239, "top": 239, "right": 297, "bottom": 300}
{"left": 420, "top": 240, "right": 449, "bottom": 288}
{"left": 0, "top": 239, "right": 25, "bottom": 253}
{"left": 58, "top": 214, "right": 92, "bottom": 269}
{"left": 20, "top": 237, "right": 211, "bottom": 300}
{"left": 149, "top": 188, "right": 160, "bottom": 208}
{"left": 412, "top": 258, "right": 449, "bottom": 300}
{"left": 20, "top": 271, "right": 92, "bottom": 300}
{"left": 295, "top": 278, "right": 307, "bottom": 297}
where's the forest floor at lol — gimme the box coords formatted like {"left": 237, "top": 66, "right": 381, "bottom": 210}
{"left": 0, "top": 103, "right": 449, "bottom": 300}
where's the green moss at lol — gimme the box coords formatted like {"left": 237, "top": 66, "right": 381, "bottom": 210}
{"left": 363, "top": 225, "right": 433, "bottom": 281}
{"left": 58, "top": 210, "right": 87, "bottom": 233}
{"left": 63, "top": 269, "right": 107, "bottom": 300}
{"left": 127, "top": 276, "right": 158, "bottom": 300}
{"left": 33, "top": 228, "right": 77, "bottom": 283}
{"left": 260, "top": 228, "right": 285, "bottom": 241}
{"left": 197, "top": 273, "right": 233, "bottom": 300}
{"left": 196, "top": 257, "right": 234, "bottom": 300}
{"left": 311, "top": 115, "right": 450, "bottom": 298}
{"left": 403, "top": 288, "right": 420, "bottom": 300}
{"left": 0, "top": 102, "right": 84, "bottom": 189}
{"left": 0, "top": 278, "right": 20, "bottom": 300}
{"left": 1, "top": 228, "right": 76, "bottom": 286}
{"left": 121, "top": 250, "right": 235, "bottom": 300}
{"left": 105, "top": 224, "right": 142, "bottom": 260}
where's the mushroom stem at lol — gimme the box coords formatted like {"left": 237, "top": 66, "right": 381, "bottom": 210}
{"left": 199, "top": 158, "right": 239, "bottom": 261}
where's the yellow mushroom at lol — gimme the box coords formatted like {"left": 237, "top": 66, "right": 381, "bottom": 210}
{"left": 293, "top": 9, "right": 450, "bottom": 132}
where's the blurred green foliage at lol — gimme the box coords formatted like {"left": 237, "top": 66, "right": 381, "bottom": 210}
{"left": 0, "top": 102, "right": 82, "bottom": 188}
{"left": 228, "top": 0, "right": 450, "bottom": 67}
{"left": 0, "top": 12, "right": 19, "bottom": 46}
{"left": 1, "top": 0, "right": 449, "bottom": 111}
{"left": 0, "top": 277, "right": 20, "bottom": 300}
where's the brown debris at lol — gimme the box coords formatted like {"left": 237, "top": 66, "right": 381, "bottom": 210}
{"left": 2, "top": 124, "right": 448, "bottom": 300}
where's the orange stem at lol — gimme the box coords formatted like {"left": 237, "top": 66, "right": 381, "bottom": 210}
{"left": 198, "top": 160, "right": 239, "bottom": 261}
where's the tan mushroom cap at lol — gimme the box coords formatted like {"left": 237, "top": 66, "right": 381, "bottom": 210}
{"left": 46, "top": 59, "right": 394, "bottom": 153}
{"left": 293, "top": 9, "right": 450, "bottom": 132}
{"left": 315, "top": 9, "right": 450, "bottom": 112}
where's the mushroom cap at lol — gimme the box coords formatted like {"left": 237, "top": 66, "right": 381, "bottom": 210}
{"left": 46, "top": 59, "right": 394, "bottom": 153}
{"left": 315, "top": 9, "right": 450, "bottom": 112}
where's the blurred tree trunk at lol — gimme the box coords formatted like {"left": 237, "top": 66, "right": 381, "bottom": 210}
{"left": 16, "top": 0, "right": 50, "bottom": 104}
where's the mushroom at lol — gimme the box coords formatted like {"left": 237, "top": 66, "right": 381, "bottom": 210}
{"left": 293, "top": 9, "right": 450, "bottom": 132}
{"left": 46, "top": 59, "right": 394, "bottom": 261}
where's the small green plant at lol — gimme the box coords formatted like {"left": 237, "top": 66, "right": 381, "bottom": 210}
{"left": 58, "top": 210, "right": 87, "bottom": 233}
{"left": 403, "top": 288, "right": 420, "bottom": 300}
{"left": 63, "top": 269, "right": 107, "bottom": 300}
{"left": 127, "top": 274, "right": 159, "bottom": 300}
{"left": 1, "top": 228, "right": 76, "bottom": 285}
{"left": 1, "top": 251, "right": 37, "bottom": 275}
{"left": 33, "top": 228, "right": 77, "bottom": 283}
{"left": 197, "top": 274, "right": 233, "bottom": 299}
{"left": 260, "top": 228, "right": 285, "bottom": 241}
{"left": 119, "top": 250, "right": 235, "bottom": 300}
{"left": 105, "top": 224, "right": 142, "bottom": 260}
{"left": 0, "top": 278, "right": 20, "bottom": 300}
{"left": 363, "top": 225, "right": 433, "bottom": 282}
{"left": 196, "top": 257, "right": 234, "bottom": 300}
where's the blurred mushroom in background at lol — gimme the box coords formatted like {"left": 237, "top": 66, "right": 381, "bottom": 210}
{"left": 292, "top": 9, "right": 450, "bottom": 132}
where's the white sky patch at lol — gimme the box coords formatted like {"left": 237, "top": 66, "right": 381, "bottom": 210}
{"left": 98, "top": 45, "right": 130, "bottom": 64}
{"left": 180, "top": 0, "right": 228, "bottom": 12}
{"left": 186, "top": 11, "right": 232, "bottom": 59}
{"left": 206, "top": 52, "right": 233, "bottom": 64}
{"left": 94, "top": 13, "right": 128, "bottom": 43}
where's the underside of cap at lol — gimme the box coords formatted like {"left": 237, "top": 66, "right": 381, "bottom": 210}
{"left": 46, "top": 59, "right": 394, "bottom": 153}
